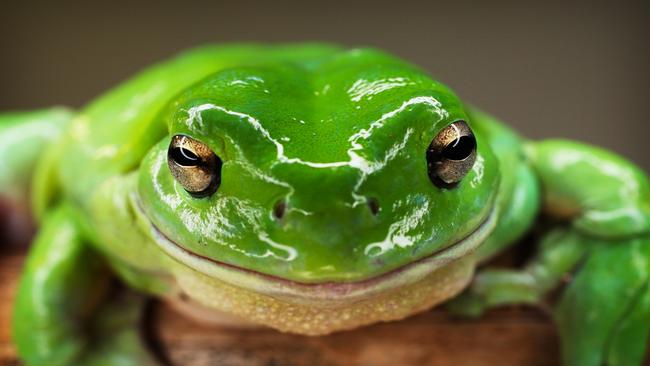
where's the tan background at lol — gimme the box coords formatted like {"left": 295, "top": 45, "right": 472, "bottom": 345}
{"left": 1, "top": 0, "right": 648, "bottom": 169}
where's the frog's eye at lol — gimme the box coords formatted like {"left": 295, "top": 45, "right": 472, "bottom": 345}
{"left": 426, "top": 120, "right": 477, "bottom": 187}
{"left": 168, "top": 134, "right": 222, "bottom": 198}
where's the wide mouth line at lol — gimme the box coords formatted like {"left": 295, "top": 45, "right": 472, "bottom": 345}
{"left": 134, "top": 195, "right": 497, "bottom": 300}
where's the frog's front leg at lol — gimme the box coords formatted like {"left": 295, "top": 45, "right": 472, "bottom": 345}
{"left": 0, "top": 108, "right": 72, "bottom": 246}
{"left": 453, "top": 139, "right": 650, "bottom": 365}
{"left": 530, "top": 140, "right": 650, "bottom": 366}
{"left": 448, "top": 227, "right": 585, "bottom": 316}
{"left": 12, "top": 204, "right": 159, "bottom": 366}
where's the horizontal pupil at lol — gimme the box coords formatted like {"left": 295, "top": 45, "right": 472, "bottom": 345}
{"left": 442, "top": 135, "right": 475, "bottom": 160}
{"left": 173, "top": 147, "right": 199, "bottom": 166}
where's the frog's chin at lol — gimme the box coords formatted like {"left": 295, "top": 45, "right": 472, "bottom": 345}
{"left": 134, "top": 197, "right": 497, "bottom": 306}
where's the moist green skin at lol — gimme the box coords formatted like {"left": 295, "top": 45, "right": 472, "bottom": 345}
{"left": 137, "top": 53, "right": 498, "bottom": 282}
{"left": 4, "top": 44, "right": 650, "bottom": 366}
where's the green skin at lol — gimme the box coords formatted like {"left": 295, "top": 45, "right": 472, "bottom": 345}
{"left": 3, "top": 44, "right": 650, "bottom": 366}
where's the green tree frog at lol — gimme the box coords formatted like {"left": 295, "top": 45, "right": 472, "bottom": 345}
{"left": 2, "top": 44, "right": 649, "bottom": 366}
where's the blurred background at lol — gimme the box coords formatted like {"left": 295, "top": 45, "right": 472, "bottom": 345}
{"left": 1, "top": 0, "right": 648, "bottom": 169}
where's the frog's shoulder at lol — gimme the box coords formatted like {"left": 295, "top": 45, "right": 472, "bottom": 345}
{"left": 48, "top": 44, "right": 343, "bottom": 207}
{"left": 466, "top": 106, "right": 542, "bottom": 260}
{"left": 465, "top": 106, "right": 530, "bottom": 196}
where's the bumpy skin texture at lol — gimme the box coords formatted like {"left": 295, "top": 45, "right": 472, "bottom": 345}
{"left": 2, "top": 44, "right": 649, "bottom": 366}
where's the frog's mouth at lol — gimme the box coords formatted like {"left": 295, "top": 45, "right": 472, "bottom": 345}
{"left": 134, "top": 197, "right": 497, "bottom": 306}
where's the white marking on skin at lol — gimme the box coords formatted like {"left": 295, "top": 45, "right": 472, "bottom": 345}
{"left": 185, "top": 96, "right": 447, "bottom": 172}
{"left": 346, "top": 96, "right": 447, "bottom": 205}
{"left": 171, "top": 97, "right": 451, "bottom": 259}
{"left": 185, "top": 104, "right": 349, "bottom": 169}
{"left": 175, "top": 194, "right": 297, "bottom": 260}
{"left": 321, "top": 84, "right": 330, "bottom": 95}
{"left": 583, "top": 207, "right": 646, "bottom": 226}
{"left": 550, "top": 151, "right": 640, "bottom": 199}
{"left": 470, "top": 155, "right": 485, "bottom": 188}
{"left": 347, "top": 96, "right": 448, "bottom": 174}
{"left": 550, "top": 150, "right": 646, "bottom": 227}
{"left": 150, "top": 152, "right": 183, "bottom": 209}
{"left": 364, "top": 198, "right": 431, "bottom": 256}
{"left": 347, "top": 77, "right": 416, "bottom": 102}
{"left": 350, "top": 128, "right": 414, "bottom": 206}
{"left": 224, "top": 139, "right": 314, "bottom": 217}
{"left": 229, "top": 76, "right": 264, "bottom": 87}
{"left": 258, "top": 233, "right": 298, "bottom": 261}
{"left": 140, "top": 201, "right": 497, "bottom": 303}
{"left": 186, "top": 103, "right": 216, "bottom": 130}
{"left": 151, "top": 142, "right": 300, "bottom": 260}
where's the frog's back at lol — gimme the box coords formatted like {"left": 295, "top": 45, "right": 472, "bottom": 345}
{"left": 45, "top": 44, "right": 343, "bottom": 210}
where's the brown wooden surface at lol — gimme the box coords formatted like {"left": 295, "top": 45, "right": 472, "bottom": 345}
{"left": 154, "top": 298, "right": 560, "bottom": 366}
{"left": 1, "top": 248, "right": 647, "bottom": 365}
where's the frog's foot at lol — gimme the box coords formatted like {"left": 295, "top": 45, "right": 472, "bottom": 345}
{"left": 446, "top": 270, "right": 540, "bottom": 317}
{"left": 449, "top": 228, "right": 650, "bottom": 366}
{"left": 447, "top": 228, "right": 584, "bottom": 317}
{"left": 13, "top": 204, "right": 164, "bottom": 366}
{"left": 555, "top": 236, "right": 650, "bottom": 366}
{"left": 77, "top": 290, "right": 163, "bottom": 366}
{"left": 522, "top": 139, "right": 650, "bottom": 365}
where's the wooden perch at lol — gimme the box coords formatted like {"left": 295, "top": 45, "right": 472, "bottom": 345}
{"left": 1, "top": 248, "right": 565, "bottom": 366}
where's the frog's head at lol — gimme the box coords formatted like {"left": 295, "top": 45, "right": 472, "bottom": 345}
{"left": 135, "top": 48, "right": 499, "bottom": 333}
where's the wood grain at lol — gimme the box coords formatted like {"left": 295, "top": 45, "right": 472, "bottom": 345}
{"left": 0, "top": 252, "right": 22, "bottom": 366}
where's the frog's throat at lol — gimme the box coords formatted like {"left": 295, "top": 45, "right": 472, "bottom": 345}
{"left": 134, "top": 197, "right": 497, "bottom": 306}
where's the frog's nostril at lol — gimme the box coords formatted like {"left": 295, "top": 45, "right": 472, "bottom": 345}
{"left": 273, "top": 200, "right": 287, "bottom": 220}
{"left": 367, "top": 197, "right": 380, "bottom": 216}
